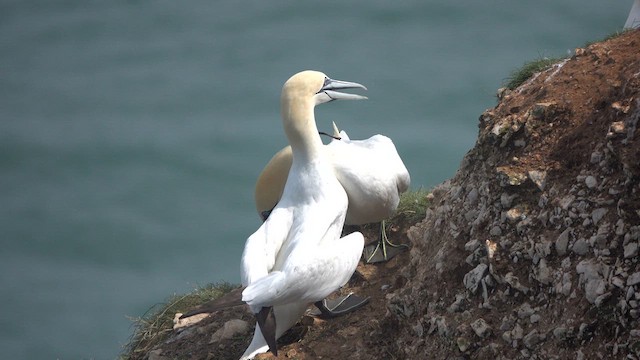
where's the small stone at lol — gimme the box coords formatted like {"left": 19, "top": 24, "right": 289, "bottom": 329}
{"left": 612, "top": 276, "right": 625, "bottom": 288}
{"left": 286, "top": 349, "right": 298, "bottom": 358}
{"left": 505, "top": 272, "right": 529, "bottom": 293}
{"left": 528, "top": 170, "right": 547, "bottom": 191}
{"left": 502, "top": 331, "right": 512, "bottom": 343}
{"left": 148, "top": 349, "right": 168, "bottom": 360}
{"left": 464, "top": 264, "right": 489, "bottom": 294}
{"left": 624, "top": 242, "right": 639, "bottom": 258}
{"left": 413, "top": 322, "right": 424, "bottom": 337}
{"left": 535, "top": 258, "right": 552, "bottom": 285}
{"left": 173, "top": 313, "right": 209, "bottom": 330}
{"left": 517, "top": 303, "right": 535, "bottom": 319}
{"left": 512, "top": 323, "right": 524, "bottom": 340}
{"left": 553, "top": 327, "right": 567, "bottom": 340}
{"left": 530, "top": 314, "right": 541, "bottom": 324}
{"left": 471, "top": 318, "right": 492, "bottom": 338}
{"left": 464, "top": 239, "right": 481, "bottom": 252}
{"left": 505, "top": 207, "right": 522, "bottom": 222}
{"left": 595, "top": 292, "right": 612, "bottom": 307}
{"left": 556, "top": 228, "right": 570, "bottom": 256}
{"left": 456, "top": 337, "right": 470, "bottom": 352}
{"left": 489, "top": 226, "right": 502, "bottom": 236}
{"left": 523, "top": 329, "right": 544, "bottom": 349}
{"left": 627, "top": 272, "right": 640, "bottom": 286}
{"left": 571, "top": 238, "right": 589, "bottom": 255}
{"left": 585, "top": 176, "right": 598, "bottom": 189}
{"left": 591, "top": 208, "right": 608, "bottom": 225}
{"left": 436, "top": 317, "right": 450, "bottom": 337}
{"left": 609, "top": 121, "right": 626, "bottom": 134}
{"left": 590, "top": 151, "right": 602, "bottom": 164}
{"left": 559, "top": 195, "right": 575, "bottom": 210}
{"left": 210, "top": 319, "right": 250, "bottom": 343}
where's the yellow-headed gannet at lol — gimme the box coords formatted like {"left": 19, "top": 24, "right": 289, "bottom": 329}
{"left": 240, "top": 71, "right": 367, "bottom": 360}
{"left": 255, "top": 122, "right": 411, "bottom": 264}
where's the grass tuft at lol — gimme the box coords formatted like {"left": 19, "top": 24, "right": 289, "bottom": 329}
{"left": 121, "top": 282, "right": 237, "bottom": 360}
{"left": 504, "top": 57, "right": 563, "bottom": 90}
{"left": 388, "top": 188, "right": 431, "bottom": 226}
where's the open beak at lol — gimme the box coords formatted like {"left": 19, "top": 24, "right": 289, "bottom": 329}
{"left": 315, "top": 77, "right": 368, "bottom": 104}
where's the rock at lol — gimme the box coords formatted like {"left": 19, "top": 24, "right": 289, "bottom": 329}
{"left": 571, "top": 238, "right": 589, "bottom": 256}
{"left": 504, "top": 272, "right": 529, "bottom": 293}
{"left": 210, "top": 319, "right": 250, "bottom": 343}
{"left": 585, "top": 176, "right": 598, "bottom": 189}
{"left": 511, "top": 323, "right": 524, "bottom": 340}
{"left": 471, "top": 318, "right": 492, "bottom": 338}
{"left": 556, "top": 228, "right": 570, "bottom": 256}
{"left": 517, "top": 303, "right": 535, "bottom": 319}
{"left": 553, "top": 327, "right": 568, "bottom": 340}
{"left": 464, "top": 263, "right": 488, "bottom": 294}
{"left": 530, "top": 314, "right": 541, "bottom": 324}
{"left": 413, "top": 322, "right": 424, "bottom": 337}
{"left": 559, "top": 195, "right": 575, "bottom": 210}
{"left": 595, "top": 292, "right": 612, "bottom": 307}
{"left": 456, "top": 337, "right": 471, "bottom": 352}
{"left": 448, "top": 293, "right": 466, "bottom": 313}
{"left": 576, "top": 260, "right": 607, "bottom": 304}
{"left": 505, "top": 207, "right": 523, "bottom": 222}
{"left": 627, "top": 272, "right": 640, "bottom": 286}
{"left": 591, "top": 208, "right": 608, "bottom": 225}
{"left": 489, "top": 226, "right": 502, "bottom": 236}
{"left": 624, "top": 242, "right": 639, "bottom": 258}
{"left": 436, "top": 317, "right": 450, "bottom": 337}
{"left": 528, "top": 170, "right": 547, "bottom": 191}
{"left": 534, "top": 259, "right": 552, "bottom": 285}
{"left": 523, "top": 329, "right": 544, "bottom": 349}
{"left": 148, "top": 349, "right": 168, "bottom": 360}
{"left": 173, "top": 313, "right": 209, "bottom": 330}
{"left": 464, "top": 239, "right": 481, "bottom": 252}
{"left": 497, "top": 167, "right": 528, "bottom": 186}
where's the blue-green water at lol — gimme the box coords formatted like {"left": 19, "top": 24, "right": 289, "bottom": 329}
{"left": 0, "top": 1, "right": 629, "bottom": 358}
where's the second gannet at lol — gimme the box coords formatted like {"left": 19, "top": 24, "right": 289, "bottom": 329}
{"left": 240, "top": 71, "right": 367, "bottom": 360}
{"left": 255, "top": 122, "right": 411, "bottom": 263}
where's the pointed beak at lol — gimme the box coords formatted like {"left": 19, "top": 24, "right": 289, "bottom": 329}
{"left": 316, "top": 77, "right": 368, "bottom": 103}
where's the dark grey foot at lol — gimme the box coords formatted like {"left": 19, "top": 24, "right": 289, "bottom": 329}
{"left": 309, "top": 293, "right": 370, "bottom": 319}
{"left": 364, "top": 220, "right": 409, "bottom": 263}
{"left": 363, "top": 241, "right": 408, "bottom": 264}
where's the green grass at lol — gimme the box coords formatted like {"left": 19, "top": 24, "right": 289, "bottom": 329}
{"left": 388, "top": 188, "right": 431, "bottom": 226}
{"left": 504, "top": 29, "right": 633, "bottom": 91}
{"left": 504, "top": 57, "right": 564, "bottom": 90}
{"left": 121, "top": 282, "right": 237, "bottom": 360}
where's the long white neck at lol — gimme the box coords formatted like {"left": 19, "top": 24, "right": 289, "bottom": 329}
{"left": 280, "top": 96, "right": 324, "bottom": 165}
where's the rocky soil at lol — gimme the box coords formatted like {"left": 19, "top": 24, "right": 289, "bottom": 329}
{"left": 135, "top": 29, "right": 640, "bottom": 359}
{"left": 388, "top": 29, "right": 640, "bottom": 359}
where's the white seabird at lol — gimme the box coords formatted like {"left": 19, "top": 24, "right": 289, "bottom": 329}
{"left": 255, "top": 122, "right": 411, "bottom": 263}
{"left": 240, "top": 70, "right": 367, "bottom": 360}
{"left": 626, "top": 0, "right": 640, "bottom": 28}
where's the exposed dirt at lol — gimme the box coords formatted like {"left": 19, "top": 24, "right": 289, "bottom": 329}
{"left": 138, "top": 29, "right": 640, "bottom": 360}
{"left": 149, "top": 223, "right": 413, "bottom": 360}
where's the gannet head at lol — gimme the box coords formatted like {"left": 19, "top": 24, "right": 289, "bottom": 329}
{"left": 282, "top": 70, "right": 367, "bottom": 106}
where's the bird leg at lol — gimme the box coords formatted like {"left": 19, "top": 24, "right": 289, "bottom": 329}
{"left": 364, "top": 220, "right": 409, "bottom": 263}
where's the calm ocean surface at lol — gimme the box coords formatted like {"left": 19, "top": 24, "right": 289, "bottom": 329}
{"left": 0, "top": 1, "right": 629, "bottom": 358}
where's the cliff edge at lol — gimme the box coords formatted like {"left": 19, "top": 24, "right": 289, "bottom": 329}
{"left": 127, "top": 29, "right": 640, "bottom": 360}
